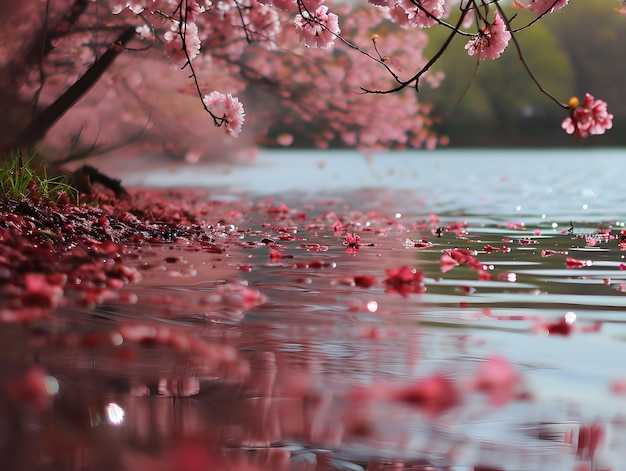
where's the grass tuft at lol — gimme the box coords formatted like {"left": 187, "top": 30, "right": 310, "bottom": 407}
{"left": 0, "top": 150, "right": 79, "bottom": 203}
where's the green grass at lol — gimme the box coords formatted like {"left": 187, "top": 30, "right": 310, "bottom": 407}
{"left": 0, "top": 150, "right": 79, "bottom": 203}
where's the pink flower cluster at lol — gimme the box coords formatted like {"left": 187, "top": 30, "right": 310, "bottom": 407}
{"left": 202, "top": 91, "right": 246, "bottom": 137}
{"left": 294, "top": 5, "right": 340, "bottom": 49}
{"left": 561, "top": 93, "right": 614, "bottom": 138}
{"left": 405, "top": 0, "right": 446, "bottom": 28}
{"left": 383, "top": 265, "right": 426, "bottom": 297}
{"left": 515, "top": 0, "right": 569, "bottom": 15}
{"left": 163, "top": 22, "right": 202, "bottom": 66}
{"left": 371, "top": 0, "right": 445, "bottom": 28}
{"left": 465, "top": 12, "right": 511, "bottom": 60}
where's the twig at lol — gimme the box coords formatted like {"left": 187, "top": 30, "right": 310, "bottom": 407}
{"left": 361, "top": 2, "right": 472, "bottom": 95}
{"left": 494, "top": 2, "right": 567, "bottom": 109}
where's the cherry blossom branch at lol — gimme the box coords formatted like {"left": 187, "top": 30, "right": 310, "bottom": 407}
{"left": 172, "top": 0, "right": 227, "bottom": 129}
{"left": 331, "top": 31, "right": 404, "bottom": 84}
{"left": 473, "top": 0, "right": 491, "bottom": 26}
{"left": 367, "top": 35, "right": 404, "bottom": 84}
{"left": 360, "top": 2, "right": 472, "bottom": 95}
{"left": 407, "top": 0, "right": 474, "bottom": 36}
{"left": 510, "top": 0, "right": 566, "bottom": 33}
{"left": 494, "top": 2, "right": 567, "bottom": 109}
{"left": 293, "top": 0, "right": 401, "bottom": 82}
{"left": 233, "top": 0, "right": 254, "bottom": 44}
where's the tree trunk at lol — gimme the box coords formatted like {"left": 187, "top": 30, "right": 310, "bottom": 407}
{"left": 13, "top": 26, "right": 137, "bottom": 152}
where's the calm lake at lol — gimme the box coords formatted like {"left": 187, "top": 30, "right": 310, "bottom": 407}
{"left": 5, "top": 148, "right": 626, "bottom": 471}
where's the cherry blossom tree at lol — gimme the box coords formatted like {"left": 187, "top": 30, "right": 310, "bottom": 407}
{"left": 0, "top": 0, "right": 619, "bottom": 162}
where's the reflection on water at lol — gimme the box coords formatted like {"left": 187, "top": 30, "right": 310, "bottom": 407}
{"left": 4, "top": 149, "right": 626, "bottom": 470}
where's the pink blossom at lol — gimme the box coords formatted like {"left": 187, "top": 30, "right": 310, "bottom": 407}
{"left": 300, "top": 243, "right": 328, "bottom": 251}
{"left": 562, "top": 93, "right": 614, "bottom": 138}
{"left": 111, "top": 1, "right": 146, "bottom": 14}
{"left": 184, "top": 0, "right": 211, "bottom": 21}
{"left": 202, "top": 91, "right": 246, "bottom": 137}
{"left": 535, "top": 312, "right": 577, "bottom": 336}
{"left": 465, "top": 12, "right": 511, "bottom": 60}
{"left": 276, "top": 133, "right": 294, "bottom": 146}
{"left": 380, "top": 0, "right": 445, "bottom": 28}
{"left": 163, "top": 22, "right": 202, "bottom": 66}
{"left": 515, "top": 0, "right": 569, "bottom": 15}
{"left": 444, "top": 248, "right": 484, "bottom": 270}
{"left": 575, "top": 423, "right": 605, "bottom": 461}
{"left": 440, "top": 253, "right": 458, "bottom": 273}
{"left": 257, "top": 0, "right": 298, "bottom": 12}
{"left": 353, "top": 274, "right": 377, "bottom": 288}
{"left": 404, "top": 0, "right": 445, "bottom": 28}
{"left": 473, "top": 356, "right": 520, "bottom": 405}
{"left": 565, "top": 257, "right": 592, "bottom": 268}
{"left": 294, "top": 5, "right": 340, "bottom": 49}
{"left": 611, "top": 378, "right": 626, "bottom": 394}
{"left": 21, "top": 272, "right": 64, "bottom": 308}
{"left": 483, "top": 244, "right": 510, "bottom": 253}
{"left": 344, "top": 232, "right": 361, "bottom": 249}
{"left": 383, "top": 265, "right": 426, "bottom": 296}
{"left": 269, "top": 248, "right": 292, "bottom": 260}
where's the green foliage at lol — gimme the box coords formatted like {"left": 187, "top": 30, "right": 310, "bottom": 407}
{"left": 0, "top": 150, "right": 78, "bottom": 203}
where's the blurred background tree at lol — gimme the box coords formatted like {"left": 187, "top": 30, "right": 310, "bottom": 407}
{"left": 0, "top": 0, "right": 622, "bottom": 161}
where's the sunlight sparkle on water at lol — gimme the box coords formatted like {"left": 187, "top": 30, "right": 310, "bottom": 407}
{"left": 366, "top": 301, "right": 378, "bottom": 313}
{"left": 111, "top": 333, "right": 123, "bottom": 346}
{"left": 564, "top": 311, "right": 577, "bottom": 324}
{"left": 44, "top": 376, "right": 59, "bottom": 396}
{"left": 105, "top": 402, "right": 125, "bottom": 426}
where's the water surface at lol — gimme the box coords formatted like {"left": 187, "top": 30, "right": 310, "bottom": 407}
{"left": 6, "top": 148, "right": 626, "bottom": 471}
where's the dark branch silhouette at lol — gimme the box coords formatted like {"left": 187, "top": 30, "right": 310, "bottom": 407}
{"left": 13, "top": 26, "right": 137, "bottom": 151}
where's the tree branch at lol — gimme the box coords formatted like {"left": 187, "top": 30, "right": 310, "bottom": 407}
{"left": 13, "top": 26, "right": 137, "bottom": 150}
{"left": 494, "top": 2, "right": 567, "bottom": 109}
{"left": 361, "top": 2, "right": 471, "bottom": 95}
